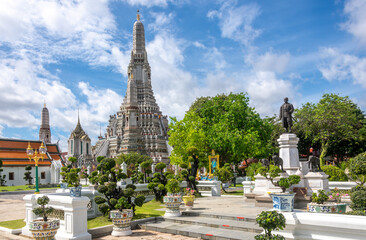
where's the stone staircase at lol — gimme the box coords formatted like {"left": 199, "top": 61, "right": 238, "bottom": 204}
{"left": 140, "top": 211, "right": 263, "bottom": 240}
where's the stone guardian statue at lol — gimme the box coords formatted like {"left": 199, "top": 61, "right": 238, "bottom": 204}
{"left": 279, "top": 97, "right": 294, "bottom": 132}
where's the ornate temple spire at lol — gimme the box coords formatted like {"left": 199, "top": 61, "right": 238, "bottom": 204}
{"left": 39, "top": 101, "right": 51, "bottom": 143}
{"left": 133, "top": 10, "right": 145, "bottom": 55}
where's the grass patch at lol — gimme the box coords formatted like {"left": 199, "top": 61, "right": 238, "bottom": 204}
{"left": 229, "top": 183, "right": 243, "bottom": 187}
{"left": 0, "top": 185, "right": 58, "bottom": 192}
{"left": 88, "top": 200, "right": 165, "bottom": 229}
{"left": 87, "top": 216, "right": 112, "bottom": 229}
{"left": 0, "top": 219, "right": 26, "bottom": 229}
{"left": 223, "top": 190, "right": 244, "bottom": 196}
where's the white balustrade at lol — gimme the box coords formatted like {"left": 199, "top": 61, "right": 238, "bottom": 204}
{"left": 22, "top": 194, "right": 91, "bottom": 240}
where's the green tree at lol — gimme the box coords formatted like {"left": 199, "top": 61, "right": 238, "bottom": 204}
{"left": 116, "top": 152, "right": 152, "bottom": 166}
{"left": 0, "top": 160, "right": 5, "bottom": 186}
{"left": 294, "top": 94, "right": 366, "bottom": 165}
{"left": 23, "top": 165, "right": 33, "bottom": 185}
{"left": 192, "top": 93, "right": 274, "bottom": 164}
{"left": 169, "top": 93, "right": 273, "bottom": 192}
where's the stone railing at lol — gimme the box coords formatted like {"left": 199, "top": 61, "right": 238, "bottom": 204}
{"left": 22, "top": 194, "right": 91, "bottom": 240}
{"left": 273, "top": 211, "right": 366, "bottom": 240}
{"left": 197, "top": 180, "right": 221, "bottom": 196}
{"left": 55, "top": 188, "right": 102, "bottom": 219}
{"left": 329, "top": 181, "right": 357, "bottom": 190}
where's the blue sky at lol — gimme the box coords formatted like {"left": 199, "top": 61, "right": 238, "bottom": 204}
{"left": 0, "top": 0, "right": 366, "bottom": 151}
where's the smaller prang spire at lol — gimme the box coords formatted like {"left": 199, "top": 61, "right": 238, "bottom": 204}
{"left": 137, "top": 9, "right": 140, "bottom": 21}
{"left": 39, "top": 101, "right": 51, "bottom": 144}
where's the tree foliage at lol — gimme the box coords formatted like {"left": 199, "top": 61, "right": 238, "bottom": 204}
{"left": 294, "top": 93, "right": 366, "bottom": 165}
{"left": 255, "top": 211, "right": 286, "bottom": 240}
{"left": 169, "top": 93, "right": 274, "bottom": 189}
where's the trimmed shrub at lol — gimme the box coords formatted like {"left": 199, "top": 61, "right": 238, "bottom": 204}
{"left": 322, "top": 165, "right": 348, "bottom": 181}
{"left": 350, "top": 185, "right": 366, "bottom": 212}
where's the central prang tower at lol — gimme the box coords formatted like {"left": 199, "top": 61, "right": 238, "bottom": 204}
{"left": 93, "top": 11, "right": 170, "bottom": 164}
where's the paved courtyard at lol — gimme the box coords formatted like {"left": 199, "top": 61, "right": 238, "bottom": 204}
{"left": 0, "top": 194, "right": 268, "bottom": 239}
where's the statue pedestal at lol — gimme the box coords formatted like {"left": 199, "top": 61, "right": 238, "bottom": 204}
{"left": 278, "top": 133, "right": 300, "bottom": 175}
{"left": 304, "top": 171, "right": 330, "bottom": 196}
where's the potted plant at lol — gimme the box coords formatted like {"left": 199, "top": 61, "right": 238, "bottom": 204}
{"left": 92, "top": 158, "right": 145, "bottom": 236}
{"left": 307, "top": 190, "right": 346, "bottom": 214}
{"left": 29, "top": 196, "right": 60, "bottom": 240}
{"left": 65, "top": 168, "right": 81, "bottom": 197}
{"left": 182, "top": 188, "right": 195, "bottom": 211}
{"left": 163, "top": 178, "right": 182, "bottom": 217}
{"left": 255, "top": 210, "right": 286, "bottom": 240}
{"left": 258, "top": 165, "right": 301, "bottom": 212}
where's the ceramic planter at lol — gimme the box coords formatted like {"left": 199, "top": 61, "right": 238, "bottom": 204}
{"left": 270, "top": 193, "right": 295, "bottom": 212}
{"left": 182, "top": 196, "right": 194, "bottom": 211}
{"left": 29, "top": 219, "right": 60, "bottom": 240}
{"left": 60, "top": 182, "right": 68, "bottom": 189}
{"left": 69, "top": 186, "right": 82, "bottom": 197}
{"left": 110, "top": 209, "right": 134, "bottom": 236}
{"left": 307, "top": 203, "right": 347, "bottom": 214}
{"left": 163, "top": 193, "right": 182, "bottom": 217}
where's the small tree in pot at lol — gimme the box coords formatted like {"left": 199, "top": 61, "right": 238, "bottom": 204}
{"left": 92, "top": 158, "right": 145, "bottom": 236}
{"left": 257, "top": 165, "right": 300, "bottom": 212}
{"left": 62, "top": 157, "right": 81, "bottom": 197}
{"left": 255, "top": 210, "right": 286, "bottom": 240}
{"left": 163, "top": 178, "right": 182, "bottom": 217}
{"left": 30, "top": 196, "right": 60, "bottom": 240}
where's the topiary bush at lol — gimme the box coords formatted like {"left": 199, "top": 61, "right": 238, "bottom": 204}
{"left": 255, "top": 210, "right": 286, "bottom": 240}
{"left": 166, "top": 179, "right": 181, "bottom": 194}
{"left": 92, "top": 158, "right": 145, "bottom": 216}
{"left": 350, "top": 185, "right": 366, "bottom": 212}
{"left": 322, "top": 165, "right": 348, "bottom": 181}
{"left": 33, "top": 196, "right": 54, "bottom": 222}
{"left": 147, "top": 162, "right": 175, "bottom": 201}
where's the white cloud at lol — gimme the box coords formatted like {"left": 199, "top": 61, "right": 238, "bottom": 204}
{"left": 343, "top": 0, "right": 366, "bottom": 45}
{"left": 149, "top": 12, "right": 175, "bottom": 32}
{"left": 0, "top": 125, "right": 3, "bottom": 137}
{"left": 251, "top": 52, "right": 291, "bottom": 74}
{"left": 120, "top": 0, "right": 172, "bottom": 8}
{"left": 207, "top": 0, "right": 261, "bottom": 46}
{"left": 0, "top": 0, "right": 128, "bottom": 73}
{"left": 319, "top": 47, "right": 366, "bottom": 87}
{"left": 247, "top": 71, "right": 295, "bottom": 116}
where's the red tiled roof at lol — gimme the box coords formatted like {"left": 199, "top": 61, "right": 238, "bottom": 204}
{"left": 0, "top": 138, "right": 63, "bottom": 166}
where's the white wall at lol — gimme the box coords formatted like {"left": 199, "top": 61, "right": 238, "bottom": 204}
{"left": 2, "top": 166, "right": 52, "bottom": 186}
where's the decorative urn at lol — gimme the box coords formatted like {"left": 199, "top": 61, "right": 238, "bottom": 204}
{"left": 110, "top": 209, "right": 134, "bottom": 236}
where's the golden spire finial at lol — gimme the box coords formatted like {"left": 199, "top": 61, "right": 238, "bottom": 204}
{"left": 44, "top": 99, "right": 46, "bottom": 108}
{"left": 137, "top": 9, "right": 140, "bottom": 21}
